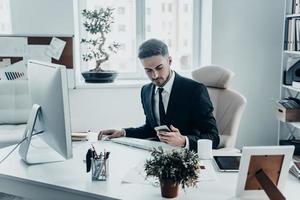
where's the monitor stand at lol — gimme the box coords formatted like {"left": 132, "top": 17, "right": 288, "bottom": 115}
{"left": 19, "top": 104, "right": 65, "bottom": 165}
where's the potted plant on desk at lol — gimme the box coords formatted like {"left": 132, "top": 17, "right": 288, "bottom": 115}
{"left": 144, "top": 147, "right": 200, "bottom": 198}
{"left": 80, "top": 8, "right": 120, "bottom": 83}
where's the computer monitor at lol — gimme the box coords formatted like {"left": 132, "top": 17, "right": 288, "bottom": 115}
{"left": 19, "top": 60, "right": 72, "bottom": 164}
{"left": 235, "top": 146, "right": 294, "bottom": 199}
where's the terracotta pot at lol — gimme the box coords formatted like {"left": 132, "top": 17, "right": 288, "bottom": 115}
{"left": 160, "top": 179, "right": 179, "bottom": 198}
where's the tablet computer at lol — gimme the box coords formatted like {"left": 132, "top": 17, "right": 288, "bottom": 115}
{"left": 213, "top": 156, "right": 241, "bottom": 172}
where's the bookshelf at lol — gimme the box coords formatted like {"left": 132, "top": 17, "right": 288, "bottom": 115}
{"left": 279, "top": 0, "right": 300, "bottom": 153}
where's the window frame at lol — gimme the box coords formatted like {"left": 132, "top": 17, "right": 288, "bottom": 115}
{"left": 74, "top": 0, "right": 201, "bottom": 84}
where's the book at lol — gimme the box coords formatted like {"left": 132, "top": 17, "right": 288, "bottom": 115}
{"left": 292, "top": 81, "right": 300, "bottom": 89}
{"left": 294, "top": 155, "right": 300, "bottom": 161}
{"left": 291, "top": 19, "right": 296, "bottom": 51}
{"left": 72, "top": 132, "right": 88, "bottom": 141}
{"left": 290, "top": 161, "right": 300, "bottom": 178}
{"left": 286, "top": 56, "right": 300, "bottom": 70}
{"left": 287, "top": 0, "right": 294, "bottom": 14}
{"left": 296, "top": 0, "right": 300, "bottom": 14}
{"left": 296, "top": 20, "right": 300, "bottom": 51}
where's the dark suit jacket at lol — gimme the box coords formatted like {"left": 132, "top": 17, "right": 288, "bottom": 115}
{"left": 125, "top": 72, "right": 219, "bottom": 151}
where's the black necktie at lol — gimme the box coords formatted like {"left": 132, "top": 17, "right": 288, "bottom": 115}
{"left": 158, "top": 87, "right": 167, "bottom": 125}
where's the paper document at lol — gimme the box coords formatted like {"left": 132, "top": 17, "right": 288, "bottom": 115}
{"left": 0, "top": 37, "right": 26, "bottom": 56}
{"left": 197, "top": 160, "right": 218, "bottom": 182}
{"left": 46, "top": 37, "right": 66, "bottom": 60}
{"left": 122, "top": 163, "right": 159, "bottom": 187}
{"left": 122, "top": 160, "right": 217, "bottom": 188}
{"left": 24, "top": 45, "right": 51, "bottom": 64}
{"left": 0, "top": 60, "right": 27, "bottom": 80}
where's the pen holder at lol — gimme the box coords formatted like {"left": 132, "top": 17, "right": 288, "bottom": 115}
{"left": 91, "top": 157, "right": 109, "bottom": 181}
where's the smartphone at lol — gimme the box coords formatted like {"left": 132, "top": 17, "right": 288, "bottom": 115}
{"left": 154, "top": 125, "right": 171, "bottom": 132}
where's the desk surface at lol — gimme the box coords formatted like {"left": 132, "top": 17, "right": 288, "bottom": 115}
{"left": 0, "top": 140, "right": 298, "bottom": 200}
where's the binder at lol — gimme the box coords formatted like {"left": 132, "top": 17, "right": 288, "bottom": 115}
{"left": 295, "top": 0, "right": 300, "bottom": 13}
{"left": 296, "top": 20, "right": 300, "bottom": 51}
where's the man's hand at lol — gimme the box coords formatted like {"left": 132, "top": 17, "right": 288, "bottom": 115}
{"left": 156, "top": 125, "right": 186, "bottom": 147}
{"left": 98, "top": 129, "right": 125, "bottom": 140}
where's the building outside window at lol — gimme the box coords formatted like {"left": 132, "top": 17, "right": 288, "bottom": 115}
{"left": 117, "top": 6, "right": 125, "bottom": 15}
{"left": 118, "top": 24, "right": 126, "bottom": 32}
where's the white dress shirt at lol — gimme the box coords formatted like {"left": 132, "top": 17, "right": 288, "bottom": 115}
{"left": 153, "top": 70, "right": 175, "bottom": 125}
{"left": 153, "top": 70, "right": 189, "bottom": 149}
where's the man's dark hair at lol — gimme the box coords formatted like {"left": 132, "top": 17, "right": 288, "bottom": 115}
{"left": 138, "top": 39, "right": 169, "bottom": 59}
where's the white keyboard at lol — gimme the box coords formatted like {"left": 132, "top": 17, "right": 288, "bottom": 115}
{"left": 110, "top": 137, "right": 179, "bottom": 151}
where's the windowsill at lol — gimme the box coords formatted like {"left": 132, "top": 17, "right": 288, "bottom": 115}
{"left": 73, "top": 72, "right": 192, "bottom": 89}
{"left": 74, "top": 79, "right": 150, "bottom": 89}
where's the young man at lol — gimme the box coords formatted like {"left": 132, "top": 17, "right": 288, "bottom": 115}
{"left": 98, "top": 39, "right": 219, "bottom": 151}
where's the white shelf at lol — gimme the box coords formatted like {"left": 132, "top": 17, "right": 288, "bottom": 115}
{"left": 283, "top": 50, "right": 300, "bottom": 55}
{"left": 286, "top": 14, "right": 300, "bottom": 18}
{"left": 282, "top": 84, "right": 300, "bottom": 92}
{"left": 288, "top": 122, "right": 300, "bottom": 129}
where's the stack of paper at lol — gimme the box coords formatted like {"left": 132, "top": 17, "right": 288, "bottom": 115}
{"left": 121, "top": 160, "right": 217, "bottom": 187}
{"left": 290, "top": 161, "right": 300, "bottom": 178}
{"left": 71, "top": 132, "right": 88, "bottom": 141}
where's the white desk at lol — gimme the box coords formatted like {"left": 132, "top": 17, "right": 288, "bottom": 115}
{"left": 0, "top": 141, "right": 298, "bottom": 200}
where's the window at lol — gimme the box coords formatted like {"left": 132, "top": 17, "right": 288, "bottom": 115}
{"left": 146, "top": 25, "right": 151, "bottom": 33}
{"left": 184, "top": 3, "right": 189, "bottom": 13}
{"left": 77, "top": 0, "right": 199, "bottom": 80}
{"left": 168, "top": 3, "right": 172, "bottom": 12}
{"left": 146, "top": 7, "right": 151, "bottom": 15}
{"left": 0, "top": 0, "right": 12, "bottom": 34}
{"left": 145, "top": 0, "right": 194, "bottom": 73}
{"left": 118, "top": 24, "right": 126, "bottom": 32}
{"left": 117, "top": 6, "right": 125, "bottom": 15}
{"left": 79, "top": 0, "right": 137, "bottom": 74}
{"left": 161, "top": 3, "right": 165, "bottom": 12}
{"left": 0, "top": 24, "right": 5, "bottom": 31}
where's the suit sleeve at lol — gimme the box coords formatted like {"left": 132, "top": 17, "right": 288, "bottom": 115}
{"left": 187, "top": 85, "right": 219, "bottom": 151}
{"left": 124, "top": 86, "right": 156, "bottom": 139}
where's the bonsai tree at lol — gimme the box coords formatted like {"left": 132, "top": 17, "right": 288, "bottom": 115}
{"left": 81, "top": 8, "right": 120, "bottom": 72}
{"left": 144, "top": 147, "right": 200, "bottom": 198}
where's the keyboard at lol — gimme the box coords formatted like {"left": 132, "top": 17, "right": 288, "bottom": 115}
{"left": 110, "top": 137, "right": 179, "bottom": 151}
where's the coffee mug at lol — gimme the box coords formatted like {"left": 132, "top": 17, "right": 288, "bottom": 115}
{"left": 197, "top": 139, "right": 212, "bottom": 160}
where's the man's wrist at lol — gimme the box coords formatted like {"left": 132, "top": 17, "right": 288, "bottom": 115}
{"left": 184, "top": 136, "right": 190, "bottom": 149}
{"left": 121, "top": 129, "right": 126, "bottom": 137}
{"left": 180, "top": 135, "right": 186, "bottom": 147}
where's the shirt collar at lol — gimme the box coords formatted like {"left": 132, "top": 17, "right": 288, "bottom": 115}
{"left": 155, "top": 70, "right": 175, "bottom": 94}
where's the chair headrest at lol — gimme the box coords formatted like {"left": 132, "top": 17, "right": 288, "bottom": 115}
{"left": 192, "top": 65, "right": 235, "bottom": 89}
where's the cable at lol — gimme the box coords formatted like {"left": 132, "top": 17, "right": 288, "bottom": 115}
{"left": 0, "top": 130, "right": 43, "bottom": 164}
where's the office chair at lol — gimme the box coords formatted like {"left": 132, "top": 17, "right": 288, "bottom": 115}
{"left": 192, "top": 65, "right": 247, "bottom": 150}
{"left": 0, "top": 80, "right": 30, "bottom": 148}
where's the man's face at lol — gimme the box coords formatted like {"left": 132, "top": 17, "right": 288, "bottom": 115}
{"left": 141, "top": 55, "right": 172, "bottom": 87}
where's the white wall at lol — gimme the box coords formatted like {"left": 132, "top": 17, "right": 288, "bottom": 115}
{"left": 9, "top": 0, "right": 73, "bottom": 35}
{"left": 69, "top": 86, "right": 144, "bottom": 132}
{"left": 209, "top": 0, "right": 285, "bottom": 148}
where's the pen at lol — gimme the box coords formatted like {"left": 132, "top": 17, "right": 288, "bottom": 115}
{"left": 91, "top": 144, "right": 99, "bottom": 159}
{"left": 105, "top": 152, "right": 110, "bottom": 160}
{"left": 98, "top": 131, "right": 103, "bottom": 140}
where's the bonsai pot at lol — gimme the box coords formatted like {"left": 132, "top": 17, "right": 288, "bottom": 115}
{"left": 160, "top": 179, "right": 179, "bottom": 198}
{"left": 82, "top": 70, "right": 117, "bottom": 83}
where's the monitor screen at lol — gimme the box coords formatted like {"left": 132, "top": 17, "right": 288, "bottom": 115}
{"left": 19, "top": 60, "right": 72, "bottom": 164}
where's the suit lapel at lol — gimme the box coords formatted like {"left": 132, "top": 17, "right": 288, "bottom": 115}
{"left": 148, "top": 84, "right": 158, "bottom": 126}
